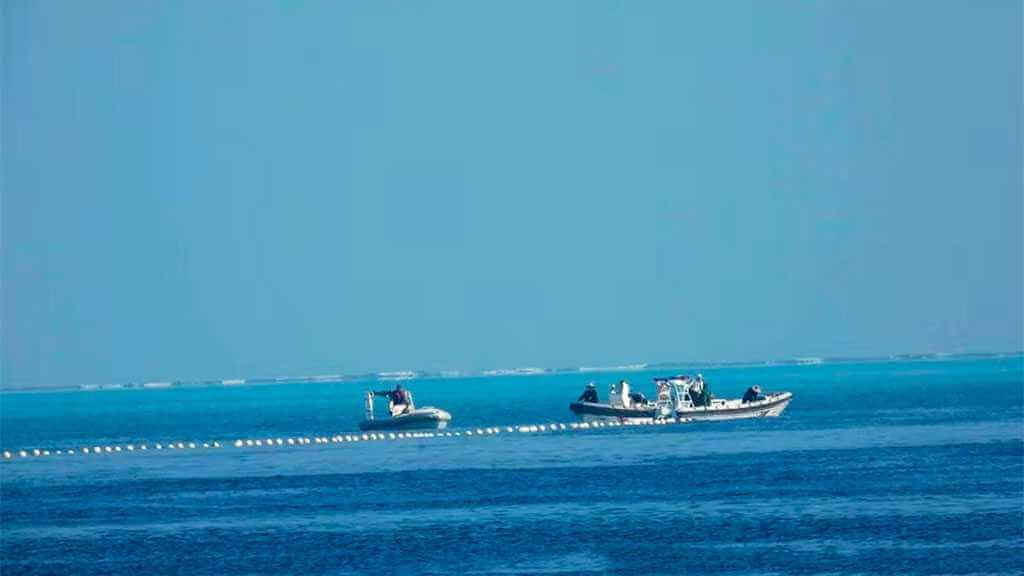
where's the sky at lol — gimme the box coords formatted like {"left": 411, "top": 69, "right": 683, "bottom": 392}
{"left": 2, "top": 1, "right": 1021, "bottom": 387}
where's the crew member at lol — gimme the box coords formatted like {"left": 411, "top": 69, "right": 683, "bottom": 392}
{"left": 374, "top": 383, "right": 413, "bottom": 416}
{"left": 742, "top": 385, "right": 763, "bottom": 404}
{"left": 578, "top": 382, "right": 599, "bottom": 403}
{"left": 690, "top": 374, "right": 710, "bottom": 406}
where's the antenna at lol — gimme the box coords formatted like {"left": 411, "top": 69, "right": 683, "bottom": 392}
{"left": 365, "top": 391, "right": 375, "bottom": 421}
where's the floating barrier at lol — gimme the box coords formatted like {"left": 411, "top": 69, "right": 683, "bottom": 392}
{"left": 1, "top": 416, "right": 695, "bottom": 463}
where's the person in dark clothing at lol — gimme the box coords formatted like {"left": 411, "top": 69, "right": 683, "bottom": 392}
{"left": 689, "top": 374, "right": 712, "bottom": 407}
{"left": 742, "top": 385, "right": 763, "bottom": 404}
{"left": 578, "top": 383, "right": 599, "bottom": 403}
{"left": 373, "top": 384, "right": 412, "bottom": 415}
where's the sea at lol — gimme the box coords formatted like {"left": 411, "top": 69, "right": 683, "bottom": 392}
{"left": 1, "top": 357, "right": 1022, "bottom": 575}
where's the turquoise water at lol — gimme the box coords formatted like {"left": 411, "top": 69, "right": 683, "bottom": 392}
{"left": 2, "top": 357, "right": 1022, "bottom": 575}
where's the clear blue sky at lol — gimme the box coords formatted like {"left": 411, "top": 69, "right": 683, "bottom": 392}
{"left": 3, "top": 1, "right": 1021, "bottom": 387}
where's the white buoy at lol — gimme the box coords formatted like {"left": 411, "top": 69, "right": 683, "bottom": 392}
{"left": 68, "top": 449, "right": 76, "bottom": 455}
{"left": 56, "top": 450, "right": 63, "bottom": 455}
{"left": 538, "top": 425, "right": 546, "bottom": 432}
{"left": 32, "top": 449, "right": 41, "bottom": 456}
{"left": 287, "top": 438, "right": 295, "bottom": 445}
{"left": 19, "top": 450, "right": 28, "bottom": 458}
{"left": 114, "top": 446, "right": 122, "bottom": 452}
{"left": 3, "top": 451, "right": 11, "bottom": 459}
{"left": 42, "top": 450, "right": 50, "bottom": 456}
{"left": 127, "top": 445, "right": 135, "bottom": 451}
{"left": 203, "top": 443, "right": 209, "bottom": 448}
{"left": 213, "top": 442, "right": 221, "bottom": 448}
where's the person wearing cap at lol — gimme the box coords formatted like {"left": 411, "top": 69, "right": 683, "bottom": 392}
{"left": 690, "top": 374, "right": 710, "bottom": 406}
{"left": 578, "top": 382, "right": 599, "bottom": 403}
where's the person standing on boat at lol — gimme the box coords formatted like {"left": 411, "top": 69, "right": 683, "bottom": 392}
{"left": 373, "top": 383, "right": 413, "bottom": 416}
{"left": 656, "top": 379, "right": 671, "bottom": 404}
{"left": 690, "top": 374, "right": 711, "bottom": 407}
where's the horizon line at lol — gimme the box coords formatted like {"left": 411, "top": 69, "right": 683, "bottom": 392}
{"left": 2, "top": 349, "right": 1021, "bottom": 392}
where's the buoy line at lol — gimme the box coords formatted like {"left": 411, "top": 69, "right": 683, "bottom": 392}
{"left": 1, "top": 417, "right": 692, "bottom": 463}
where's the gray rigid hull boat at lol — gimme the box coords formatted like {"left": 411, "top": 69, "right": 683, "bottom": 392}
{"left": 359, "top": 390, "right": 452, "bottom": 431}
{"left": 569, "top": 376, "right": 792, "bottom": 422}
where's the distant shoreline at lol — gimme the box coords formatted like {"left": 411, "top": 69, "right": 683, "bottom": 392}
{"left": 1, "top": 351, "right": 1021, "bottom": 394}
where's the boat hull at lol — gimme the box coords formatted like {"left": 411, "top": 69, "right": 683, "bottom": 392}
{"left": 569, "top": 392, "right": 792, "bottom": 422}
{"left": 359, "top": 407, "right": 452, "bottom": 431}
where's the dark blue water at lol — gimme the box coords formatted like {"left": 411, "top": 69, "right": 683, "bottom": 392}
{"left": 2, "top": 358, "right": 1022, "bottom": 575}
